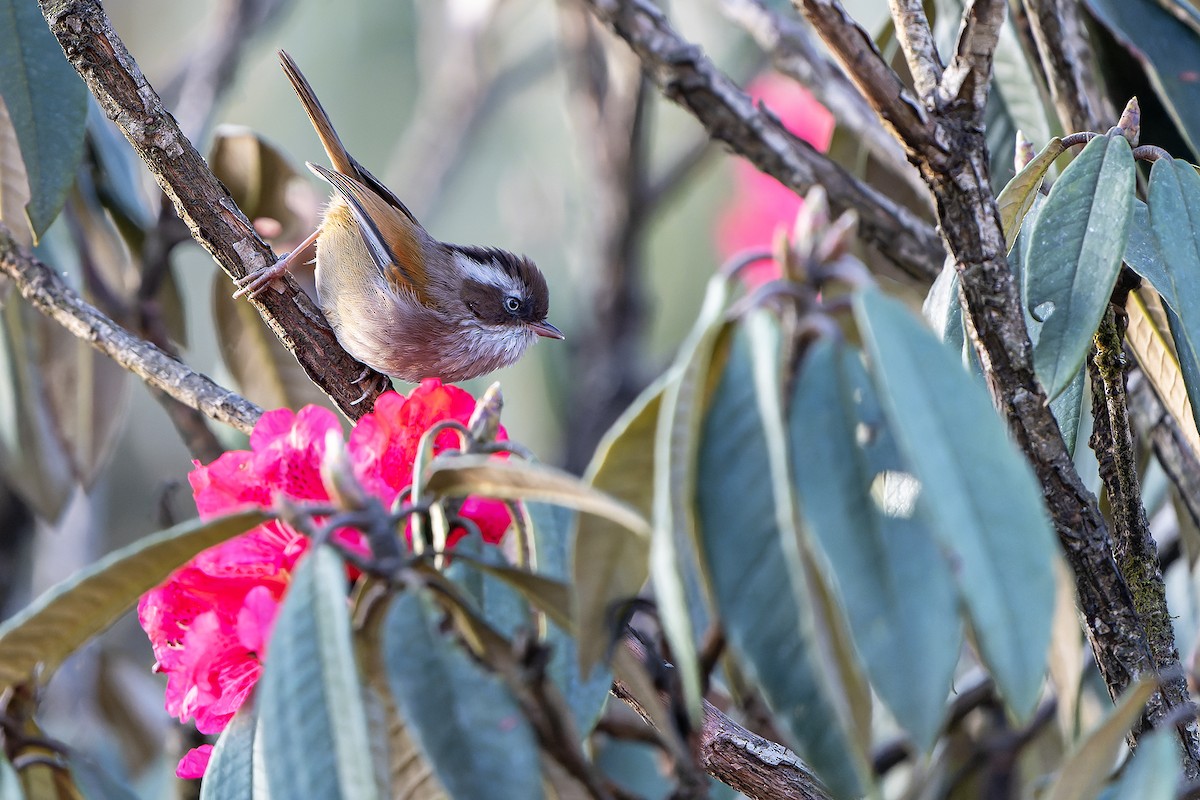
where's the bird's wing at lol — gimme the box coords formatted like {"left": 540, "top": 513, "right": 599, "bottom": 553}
{"left": 308, "top": 162, "right": 430, "bottom": 302}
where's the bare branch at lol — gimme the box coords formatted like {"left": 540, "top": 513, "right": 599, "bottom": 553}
{"left": 887, "top": 0, "right": 943, "bottom": 105}
{"left": 941, "top": 0, "right": 1007, "bottom": 112}
{"left": 0, "top": 224, "right": 262, "bottom": 436}
{"left": 719, "top": 0, "right": 926, "bottom": 198}
{"left": 580, "top": 0, "right": 944, "bottom": 282}
{"left": 37, "top": 0, "right": 386, "bottom": 418}
{"left": 795, "top": 0, "right": 939, "bottom": 159}
{"left": 1018, "top": 0, "right": 1113, "bottom": 131}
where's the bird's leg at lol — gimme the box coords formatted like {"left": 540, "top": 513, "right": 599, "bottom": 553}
{"left": 233, "top": 227, "right": 321, "bottom": 299}
{"left": 349, "top": 367, "right": 392, "bottom": 405}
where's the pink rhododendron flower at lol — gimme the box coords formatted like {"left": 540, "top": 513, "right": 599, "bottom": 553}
{"left": 139, "top": 379, "right": 509, "bottom": 778}
{"left": 716, "top": 72, "right": 835, "bottom": 284}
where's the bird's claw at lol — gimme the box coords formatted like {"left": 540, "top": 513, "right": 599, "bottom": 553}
{"left": 233, "top": 254, "right": 291, "bottom": 300}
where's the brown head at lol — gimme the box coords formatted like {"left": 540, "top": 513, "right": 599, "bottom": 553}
{"left": 451, "top": 245, "right": 562, "bottom": 340}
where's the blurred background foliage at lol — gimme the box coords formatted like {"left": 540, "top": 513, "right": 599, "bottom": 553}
{"left": 0, "top": 0, "right": 890, "bottom": 789}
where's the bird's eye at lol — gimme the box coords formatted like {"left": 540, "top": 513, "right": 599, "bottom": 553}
{"left": 503, "top": 296, "right": 521, "bottom": 314}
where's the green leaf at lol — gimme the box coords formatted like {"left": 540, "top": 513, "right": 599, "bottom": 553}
{"left": 0, "top": 0, "right": 87, "bottom": 238}
{"left": 1086, "top": 0, "right": 1200, "bottom": 159}
{"left": 425, "top": 456, "right": 649, "bottom": 539}
{"left": 1124, "top": 200, "right": 1170, "bottom": 304}
{"left": 790, "top": 338, "right": 959, "bottom": 750}
{"left": 1147, "top": 157, "right": 1200, "bottom": 441}
{"left": 200, "top": 704, "right": 257, "bottom": 800}
{"left": 258, "top": 547, "right": 380, "bottom": 800}
{"left": 573, "top": 377, "right": 661, "bottom": 677}
{"left": 383, "top": 591, "right": 543, "bottom": 800}
{"left": 0, "top": 752, "right": 20, "bottom": 800}
{"left": 651, "top": 277, "right": 732, "bottom": 723}
{"left": 996, "top": 137, "right": 1065, "bottom": 251}
{"left": 1099, "top": 730, "right": 1179, "bottom": 800}
{"left": 855, "top": 288, "right": 1056, "bottom": 718}
{"left": 528, "top": 502, "right": 612, "bottom": 734}
{"left": 694, "top": 324, "right": 862, "bottom": 799}
{"left": 0, "top": 510, "right": 267, "bottom": 688}
{"left": 1045, "top": 677, "right": 1157, "bottom": 800}
{"left": 1025, "top": 133, "right": 1135, "bottom": 399}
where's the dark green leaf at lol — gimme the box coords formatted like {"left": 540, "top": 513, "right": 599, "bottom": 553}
{"left": 1148, "top": 158, "right": 1200, "bottom": 440}
{"left": 0, "top": 510, "right": 267, "bottom": 687}
{"left": 791, "top": 339, "right": 959, "bottom": 750}
{"left": 856, "top": 288, "right": 1056, "bottom": 718}
{"left": 383, "top": 591, "right": 543, "bottom": 800}
{"left": 258, "top": 547, "right": 380, "bottom": 800}
{"left": 1125, "top": 200, "right": 1169, "bottom": 305}
{"left": 695, "top": 325, "right": 862, "bottom": 799}
{"left": 0, "top": 0, "right": 87, "bottom": 237}
{"left": 1025, "top": 133, "right": 1135, "bottom": 399}
{"left": 200, "top": 704, "right": 257, "bottom": 800}
{"left": 1087, "top": 0, "right": 1200, "bottom": 159}
{"left": 529, "top": 502, "right": 611, "bottom": 734}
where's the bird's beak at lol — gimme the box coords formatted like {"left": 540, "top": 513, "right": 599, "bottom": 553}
{"left": 529, "top": 320, "right": 565, "bottom": 340}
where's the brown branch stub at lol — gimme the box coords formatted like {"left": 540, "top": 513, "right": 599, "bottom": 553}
{"left": 0, "top": 224, "right": 262, "bottom": 435}
{"left": 580, "top": 0, "right": 944, "bottom": 283}
{"left": 888, "top": 0, "right": 942, "bottom": 105}
{"left": 36, "top": 0, "right": 385, "bottom": 418}
{"left": 941, "top": 0, "right": 1006, "bottom": 112}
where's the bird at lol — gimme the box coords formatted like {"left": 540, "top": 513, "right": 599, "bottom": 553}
{"left": 235, "top": 50, "right": 562, "bottom": 392}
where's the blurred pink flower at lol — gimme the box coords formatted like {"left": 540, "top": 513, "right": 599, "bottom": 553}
{"left": 139, "top": 379, "right": 509, "bottom": 778}
{"left": 716, "top": 73, "right": 835, "bottom": 283}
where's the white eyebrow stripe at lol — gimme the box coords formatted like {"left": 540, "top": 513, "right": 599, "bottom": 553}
{"left": 455, "top": 253, "right": 524, "bottom": 295}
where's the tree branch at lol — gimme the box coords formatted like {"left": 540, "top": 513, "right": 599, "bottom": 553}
{"left": 799, "top": 0, "right": 1200, "bottom": 777}
{"left": 719, "top": 0, "right": 927, "bottom": 199}
{"left": 942, "top": 0, "right": 1006, "bottom": 110}
{"left": 0, "top": 224, "right": 261, "bottom": 436}
{"left": 37, "top": 0, "right": 386, "bottom": 418}
{"left": 1018, "top": 0, "right": 1113, "bottom": 132}
{"left": 887, "top": 0, "right": 942, "bottom": 105}
{"left": 579, "top": 0, "right": 944, "bottom": 283}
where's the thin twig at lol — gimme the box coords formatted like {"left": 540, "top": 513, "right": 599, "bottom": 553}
{"left": 37, "top": 0, "right": 386, "bottom": 418}
{"left": 580, "top": 0, "right": 944, "bottom": 282}
{"left": 1018, "top": 0, "right": 1114, "bottom": 132}
{"left": 941, "top": 0, "right": 1007, "bottom": 110}
{"left": 0, "top": 224, "right": 262, "bottom": 435}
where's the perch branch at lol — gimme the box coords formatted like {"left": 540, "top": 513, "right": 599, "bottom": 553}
{"left": 37, "top": 0, "right": 386, "bottom": 418}
{"left": 0, "top": 224, "right": 262, "bottom": 435}
{"left": 579, "top": 0, "right": 944, "bottom": 283}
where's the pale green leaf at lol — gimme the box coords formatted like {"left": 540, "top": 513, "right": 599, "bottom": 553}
{"left": 694, "top": 324, "right": 862, "bottom": 799}
{"left": 258, "top": 547, "right": 380, "bottom": 800}
{"left": 997, "top": 137, "right": 1065, "bottom": 251}
{"left": 856, "top": 288, "right": 1056, "bottom": 718}
{"left": 1045, "top": 678, "right": 1157, "bottom": 800}
{"left": 0, "top": 510, "right": 267, "bottom": 687}
{"left": 1100, "top": 730, "right": 1179, "bottom": 800}
{"left": 200, "top": 704, "right": 257, "bottom": 800}
{"left": 383, "top": 591, "right": 543, "bottom": 800}
{"left": 573, "top": 378, "right": 662, "bottom": 675}
{"left": 791, "top": 338, "right": 959, "bottom": 750}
